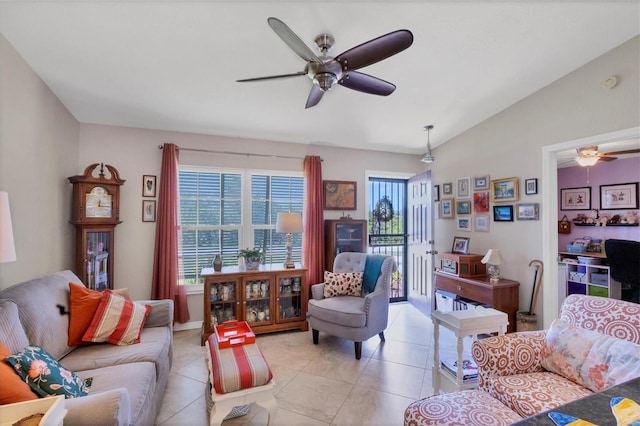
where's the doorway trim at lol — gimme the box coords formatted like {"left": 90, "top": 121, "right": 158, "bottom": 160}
{"left": 541, "top": 125, "right": 640, "bottom": 328}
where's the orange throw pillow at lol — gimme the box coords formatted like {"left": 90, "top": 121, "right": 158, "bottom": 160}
{"left": 0, "top": 342, "right": 38, "bottom": 404}
{"left": 68, "top": 282, "right": 130, "bottom": 346}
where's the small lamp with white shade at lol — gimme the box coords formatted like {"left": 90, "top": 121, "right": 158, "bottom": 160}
{"left": 276, "top": 212, "right": 303, "bottom": 269}
{"left": 481, "top": 249, "right": 504, "bottom": 283}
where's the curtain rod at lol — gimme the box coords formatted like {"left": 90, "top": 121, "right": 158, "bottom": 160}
{"left": 157, "top": 144, "right": 314, "bottom": 161}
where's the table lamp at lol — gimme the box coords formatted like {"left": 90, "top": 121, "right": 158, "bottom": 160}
{"left": 481, "top": 249, "right": 504, "bottom": 283}
{"left": 0, "top": 191, "right": 16, "bottom": 263}
{"left": 276, "top": 212, "right": 303, "bottom": 268}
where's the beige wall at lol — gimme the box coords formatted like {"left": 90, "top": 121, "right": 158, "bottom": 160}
{"left": 77, "top": 124, "right": 423, "bottom": 313}
{"left": 427, "top": 36, "right": 639, "bottom": 324}
{"left": 0, "top": 34, "right": 79, "bottom": 288}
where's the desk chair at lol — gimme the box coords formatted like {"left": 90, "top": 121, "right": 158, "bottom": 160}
{"left": 604, "top": 239, "right": 640, "bottom": 303}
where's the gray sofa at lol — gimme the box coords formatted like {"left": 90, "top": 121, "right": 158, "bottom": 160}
{"left": 0, "top": 270, "right": 173, "bottom": 426}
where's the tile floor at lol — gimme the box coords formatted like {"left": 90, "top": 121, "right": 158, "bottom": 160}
{"left": 156, "top": 302, "right": 466, "bottom": 426}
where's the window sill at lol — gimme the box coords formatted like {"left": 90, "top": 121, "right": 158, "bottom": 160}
{"left": 184, "top": 284, "right": 204, "bottom": 296}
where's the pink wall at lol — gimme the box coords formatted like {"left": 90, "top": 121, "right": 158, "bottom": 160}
{"left": 558, "top": 157, "right": 640, "bottom": 251}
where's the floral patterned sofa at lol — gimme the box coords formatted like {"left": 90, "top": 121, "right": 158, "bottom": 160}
{"left": 404, "top": 295, "right": 640, "bottom": 425}
{"left": 471, "top": 294, "right": 640, "bottom": 418}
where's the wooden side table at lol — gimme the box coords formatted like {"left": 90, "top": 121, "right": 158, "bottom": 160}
{"left": 432, "top": 307, "right": 508, "bottom": 394}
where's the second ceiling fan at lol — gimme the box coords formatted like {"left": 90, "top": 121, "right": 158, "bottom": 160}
{"left": 237, "top": 17, "right": 414, "bottom": 108}
{"left": 575, "top": 145, "right": 640, "bottom": 166}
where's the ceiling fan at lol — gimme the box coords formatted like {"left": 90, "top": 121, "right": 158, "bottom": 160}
{"left": 574, "top": 145, "right": 640, "bottom": 167}
{"left": 236, "top": 17, "right": 414, "bottom": 108}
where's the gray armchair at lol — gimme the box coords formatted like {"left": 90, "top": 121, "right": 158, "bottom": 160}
{"left": 307, "top": 252, "right": 396, "bottom": 359}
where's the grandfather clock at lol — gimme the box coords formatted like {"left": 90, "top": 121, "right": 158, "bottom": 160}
{"left": 69, "top": 163, "right": 125, "bottom": 290}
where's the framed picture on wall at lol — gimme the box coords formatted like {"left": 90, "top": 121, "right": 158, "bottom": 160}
{"left": 433, "top": 184, "right": 440, "bottom": 202}
{"left": 525, "top": 178, "right": 538, "bottom": 195}
{"left": 473, "top": 191, "right": 490, "bottom": 213}
{"left": 473, "top": 175, "right": 490, "bottom": 190}
{"left": 142, "top": 200, "right": 156, "bottom": 222}
{"left": 600, "top": 182, "right": 639, "bottom": 210}
{"left": 490, "top": 177, "right": 519, "bottom": 202}
{"left": 442, "top": 182, "right": 453, "bottom": 195}
{"left": 456, "top": 200, "right": 472, "bottom": 215}
{"left": 323, "top": 180, "right": 357, "bottom": 210}
{"left": 440, "top": 198, "right": 454, "bottom": 219}
{"left": 493, "top": 205, "right": 514, "bottom": 222}
{"left": 560, "top": 186, "right": 591, "bottom": 210}
{"left": 516, "top": 203, "right": 539, "bottom": 220}
{"left": 456, "top": 216, "right": 472, "bottom": 231}
{"left": 456, "top": 177, "right": 471, "bottom": 198}
{"left": 142, "top": 175, "right": 156, "bottom": 197}
{"left": 475, "top": 215, "right": 490, "bottom": 232}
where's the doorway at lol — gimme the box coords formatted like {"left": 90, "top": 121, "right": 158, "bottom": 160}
{"left": 368, "top": 177, "right": 408, "bottom": 302}
{"left": 541, "top": 126, "right": 640, "bottom": 328}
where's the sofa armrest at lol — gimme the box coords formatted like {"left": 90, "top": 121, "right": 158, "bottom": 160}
{"left": 64, "top": 388, "right": 131, "bottom": 426}
{"left": 137, "top": 299, "right": 174, "bottom": 328}
{"left": 471, "top": 331, "right": 547, "bottom": 390}
{"left": 310, "top": 283, "right": 325, "bottom": 300}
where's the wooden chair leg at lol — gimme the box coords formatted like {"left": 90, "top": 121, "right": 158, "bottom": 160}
{"left": 379, "top": 331, "right": 385, "bottom": 341}
{"left": 354, "top": 341, "right": 362, "bottom": 360}
{"left": 312, "top": 329, "right": 319, "bottom": 345}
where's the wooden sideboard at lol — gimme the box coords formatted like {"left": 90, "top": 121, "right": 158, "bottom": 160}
{"left": 200, "top": 266, "right": 308, "bottom": 345}
{"left": 433, "top": 270, "right": 520, "bottom": 333}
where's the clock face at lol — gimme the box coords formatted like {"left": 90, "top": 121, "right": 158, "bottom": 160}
{"left": 85, "top": 186, "right": 112, "bottom": 218}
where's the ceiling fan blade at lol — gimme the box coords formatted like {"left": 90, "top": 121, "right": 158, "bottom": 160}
{"left": 237, "top": 71, "right": 306, "bottom": 83}
{"left": 602, "top": 148, "right": 640, "bottom": 156}
{"left": 335, "top": 29, "right": 413, "bottom": 71}
{"left": 599, "top": 156, "right": 617, "bottom": 162}
{"left": 268, "top": 17, "right": 323, "bottom": 64}
{"left": 305, "top": 85, "right": 324, "bottom": 109}
{"left": 338, "top": 71, "right": 396, "bottom": 96}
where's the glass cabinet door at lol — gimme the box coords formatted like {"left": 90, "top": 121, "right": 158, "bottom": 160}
{"left": 277, "top": 273, "right": 304, "bottom": 322}
{"left": 243, "top": 274, "right": 273, "bottom": 325}
{"left": 208, "top": 279, "right": 239, "bottom": 329}
{"left": 335, "top": 223, "right": 365, "bottom": 255}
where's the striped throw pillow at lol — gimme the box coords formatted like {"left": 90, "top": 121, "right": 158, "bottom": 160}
{"left": 82, "top": 290, "right": 151, "bottom": 346}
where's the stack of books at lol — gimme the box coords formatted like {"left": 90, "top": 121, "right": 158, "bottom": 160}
{"left": 440, "top": 358, "right": 478, "bottom": 382}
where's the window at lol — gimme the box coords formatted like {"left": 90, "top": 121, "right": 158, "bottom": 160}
{"left": 178, "top": 167, "right": 304, "bottom": 285}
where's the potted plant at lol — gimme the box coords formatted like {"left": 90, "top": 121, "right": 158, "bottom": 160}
{"left": 239, "top": 247, "right": 264, "bottom": 270}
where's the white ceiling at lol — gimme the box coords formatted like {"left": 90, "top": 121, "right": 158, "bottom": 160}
{"left": 1, "top": 1, "right": 639, "bottom": 154}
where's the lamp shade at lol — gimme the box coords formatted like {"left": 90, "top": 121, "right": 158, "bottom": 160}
{"left": 276, "top": 212, "right": 303, "bottom": 234}
{"left": 481, "top": 249, "right": 504, "bottom": 265}
{"left": 575, "top": 156, "right": 598, "bottom": 167}
{"left": 0, "top": 191, "right": 17, "bottom": 263}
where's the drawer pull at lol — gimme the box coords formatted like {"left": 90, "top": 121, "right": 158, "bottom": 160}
{"left": 457, "top": 286, "right": 462, "bottom": 291}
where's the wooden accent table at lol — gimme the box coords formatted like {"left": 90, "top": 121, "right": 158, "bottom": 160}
{"left": 433, "top": 270, "right": 520, "bottom": 333}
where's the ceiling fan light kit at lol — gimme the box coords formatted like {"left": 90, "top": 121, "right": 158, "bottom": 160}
{"left": 237, "top": 17, "right": 414, "bottom": 108}
{"left": 573, "top": 145, "right": 640, "bottom": 167}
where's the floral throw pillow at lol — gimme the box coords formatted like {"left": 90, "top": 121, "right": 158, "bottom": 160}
{"left": 4, "top": 345, "right": 91, "bottom": 398}
{"left": 541, "top": 319, "right": 640, "bottom": 392}
{"left": 323, "top": 271, "right": 364, "bottom": 298}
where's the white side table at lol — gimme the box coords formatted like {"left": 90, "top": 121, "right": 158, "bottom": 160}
{"left": 432, "top": 307, "right": 508, "bottom": 394}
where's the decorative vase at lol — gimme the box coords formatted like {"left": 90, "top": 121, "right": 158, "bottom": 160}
{"left": 213, "top": 254, "right": 223, "bottom": 272}
{"left": 244, "top": 257, "right": 261, "bottom": 271}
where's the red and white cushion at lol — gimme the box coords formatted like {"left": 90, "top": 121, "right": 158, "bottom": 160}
{"left": 323, "top": 271, "right": 363, "bottom": 298}
{"left": 82, "top": 290, "right": 151, "bottom": 346}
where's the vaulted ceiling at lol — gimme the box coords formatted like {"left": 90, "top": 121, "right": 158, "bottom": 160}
{"left": 1, "top": 1, "right": 638, "bottom": 154}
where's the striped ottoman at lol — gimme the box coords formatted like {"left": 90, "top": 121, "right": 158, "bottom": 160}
{"left": 205, "top": 334, "right": 277, "bottom": 425}
{"left": 404, "top": 390, "right": 523, "bottom": 426}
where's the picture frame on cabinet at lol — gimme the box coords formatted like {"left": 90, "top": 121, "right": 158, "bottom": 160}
{"left": 490, "top": 177, "right": 519, "bottom": 202}
{"left": 441, "top": 198, "right": 454, "bottom": 219}
{"left": 142, "top": 200, "right": 156, "bottom": 222}
{"left": 456, "top": 177, "right": 471, "bottom": 198}
{"left": 493, "top": 205, "right": 514, "bottom": 222}
{"left": 525, "top": 178, "right": 538, "bottom": 195}
{"left": 475, "top": 215, "right": 490, "bottom": 232}
{"left": 142, "top": 175, "right": 156, "bottom": 197}
{"left": 456, "top": 216, "right": 472, "bottom": 231}
{"left": 442, "top": 182, "right": 453, "bottom": 195}
{"left": 452, "top": 236, "right": 470, "bottom": 254}
{"left": 560, "top": 186, "right": 591, "bottom": 210}
{"left": 600, "top": 182, "right": 639, "bottom": 210}
{"left": 473, "top": 175, "right": 490, "bottom": 190}
{"left": 516, "top": 203, "right": 539, "bottom": 220}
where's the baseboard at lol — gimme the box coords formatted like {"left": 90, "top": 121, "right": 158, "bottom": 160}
{"left": 174, "top": 320, "right": 203, "bottom": 332}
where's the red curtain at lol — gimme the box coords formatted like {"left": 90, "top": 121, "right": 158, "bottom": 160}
{"left": 151, "top": 143, "right": 190, "bottom": 323}
{"left": 303, "top": 156, "right": 324, "bottom": 287}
